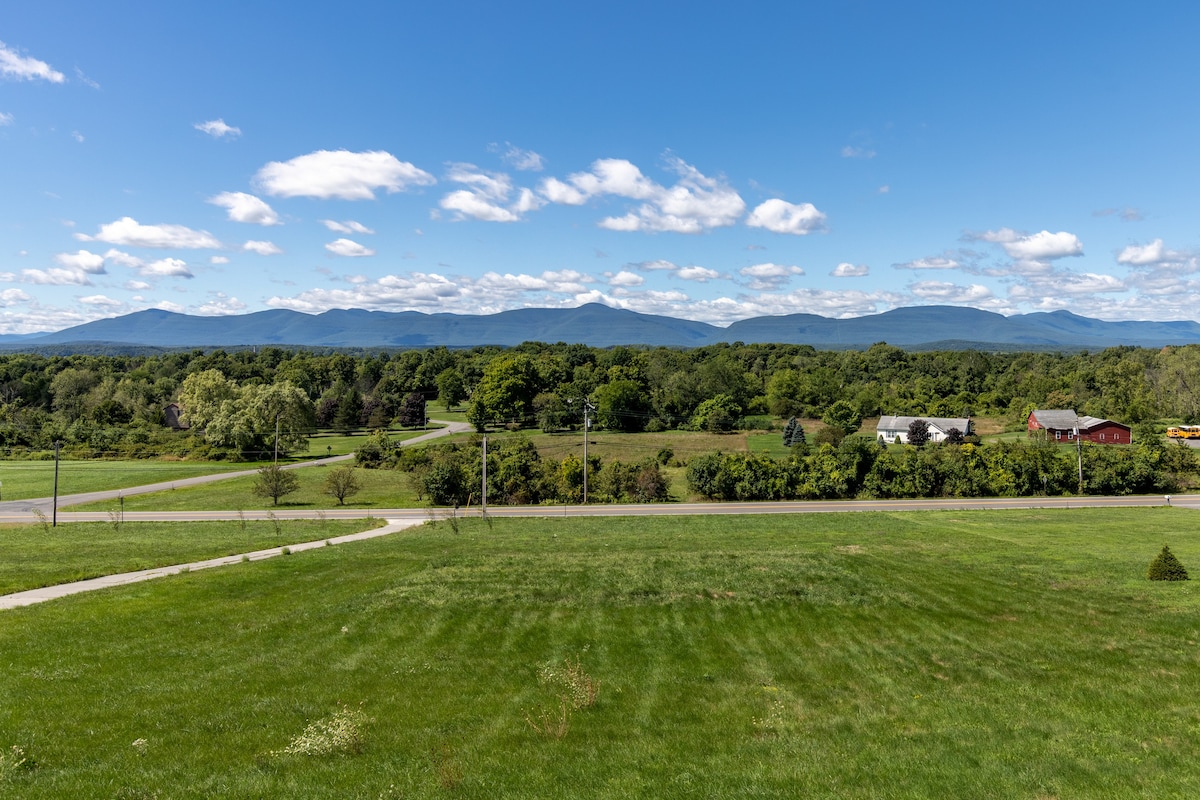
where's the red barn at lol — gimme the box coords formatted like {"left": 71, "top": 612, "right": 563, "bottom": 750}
{"left": 1027, "top": 409, "right": 1130, "bottom": 444}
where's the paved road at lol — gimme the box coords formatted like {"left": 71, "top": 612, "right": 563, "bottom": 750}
{"left": 0, "top": 419, "right": 473, "bottom": 517}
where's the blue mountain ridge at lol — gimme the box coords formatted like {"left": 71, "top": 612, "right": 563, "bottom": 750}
{"left": 5, "top": 304, "right": 1200, "bottom": 350}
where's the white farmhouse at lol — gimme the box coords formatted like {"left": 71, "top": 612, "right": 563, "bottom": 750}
{"left": 875, "top": 416, "right": 972, "bottom": 444}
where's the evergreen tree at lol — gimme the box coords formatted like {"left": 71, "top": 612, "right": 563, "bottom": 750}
{"left": 1148, "top": 545, "right": 1189, "bottom": 581}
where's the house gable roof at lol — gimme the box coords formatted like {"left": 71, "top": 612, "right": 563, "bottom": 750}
{"left": 876, "top": 416, "right": 971, "bottom": 434}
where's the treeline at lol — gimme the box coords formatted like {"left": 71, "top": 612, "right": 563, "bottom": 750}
{"left": 687, "top": 436, "right": 1196, "bottom": 500}
{"left": 0, "top": 341, "right": 1199, "bottom": 457}
{"left": 356, "top": 432, "right": 670, "bottom": 506}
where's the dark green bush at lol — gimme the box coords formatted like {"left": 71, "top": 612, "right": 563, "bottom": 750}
{"left": 1148, "top": 545, "right": 1189, "bottom": 581}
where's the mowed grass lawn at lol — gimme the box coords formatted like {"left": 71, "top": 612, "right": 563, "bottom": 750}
{"left": 0, "top": 460, "right": 257, "bottom": 502}
{"left": 68, "top": 464, "right": 422, "bottom": 512}
{"left": 3, "top": 508, "right": 1200, "bottom": 798}
{"left": 0, "top": 519, "right": 384, "bottom": 595}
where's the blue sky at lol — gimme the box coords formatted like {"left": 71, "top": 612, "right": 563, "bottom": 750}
{"left": 3, "top": 2, "right": 1200, "bottom": 334}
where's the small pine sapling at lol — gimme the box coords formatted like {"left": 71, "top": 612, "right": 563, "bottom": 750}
{"left": 1148, "top": 545, "right": 1189, "bottom": 581}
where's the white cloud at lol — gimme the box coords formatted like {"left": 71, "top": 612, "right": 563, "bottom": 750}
{"left": 676, "top": 266, "right": 721, "bottom": 282}
{"left": 0, "top": 288, "right": 31, "bottom": 305}
{"left": 77, "top": 217, "right": 221, "bottom": 249}
{"left": 74, "top": 67, "right": 100, "bottom": 90}
{"left": 607, "top": 270, "right": 644, "bottom": 287}
{"left": 739, "top": 262, "right": 805, "bottom": 290}
{"left": 22, "top": 268, "right": 93, "bottom": 285}
{"left": 71, "top": 131, "right": 84, "bottom": 143}
{"left": 831, "top": 262, "right": 869, "bottom": 277}
{"left": 321, "top": 219, "right": 375, "bottom": 234}
{"left": 124, "top": 280, "right": 151, "bottom": 291}
{"left": 255, "top": 149, "right": 435, "bottom": 199}
{"left": 196, "top": 293, "right": 247, "bottom": 315}
{"left": 492, "top": 142, "right": 545, "bottom": 171}
{"left": 909, "top": 281, "right": 995, "bottom": 303}
{"left": 79, "top": 294, "right": 122, "bottom": 307}
{"left": 1009, "top": 271, "right": 1125, "bottom": 301}
{"left": 54, "top": 250, "right": 106, "bottom": 273}
{"left": 194, "top": 119, "right": 241, "bottom": 138}
{"left": 243, "top": 240, "right": 282, "bottom": 256}
{"left": 895, "top": 257, "right": 960, "bottom": 270}
{"left": 997, "top": 230, "right": 1083, "bottom": 261}
{"left": 210, "top": 255, "right": 230, "bottom": 265}
{"left": 878, "top": 185, "right": 890, "bottom": 194}
{"left": 1116, "top": 239, "right": 1189, "bottom": 267}
{"left": 542, "top": 156, "right": 746, "bottom": 233}
{"left": 0, "top": 112, "right": 12, "bottom": 126}
{"left": 633, "top": 259, "right": 679, "bottom": 272}
{"left": 325, "top": 238, "right": 376, "bottom": 257}
{"left": 209, "top": 192, "right": 280, "bottom": 225}
{"left": 840, "top": 145, "right": 876, "bottom": 159}
{"left": 746, "top": 198, "right": 827, "bottom": 235}
{"left": 0, "top": 41, "right": 65, "bottom": 83}
{"left": 439, "top": 163, "right": 544, "bottom": 222}
{"left": 142, "top": 258, "right": 193, "bottom": 278}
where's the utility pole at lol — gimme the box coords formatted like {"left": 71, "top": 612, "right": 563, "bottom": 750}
{"left": 52, "top": 440, "right": 61, "bottom": 528}
{"left": 1074, "top": 425, "right": 1083, "bottom": 494}
{"left": 582, "top": 399, "right": 595, "bottom": 504}
{"left": 274, "top": 413, "right": 281, "bottom": 466}
{"left": 481, "top": 435, "right": 488, "bottom": 512}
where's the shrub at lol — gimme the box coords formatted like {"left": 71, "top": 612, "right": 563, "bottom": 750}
{"left": 1148, "top": 545, "right": 1189, "bottom": 581}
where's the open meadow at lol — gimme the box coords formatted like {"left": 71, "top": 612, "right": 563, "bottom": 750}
{"left": 3, "top": 508, "right": 1200, "bottom": 798}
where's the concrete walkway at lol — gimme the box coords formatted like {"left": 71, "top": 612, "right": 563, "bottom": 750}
{"left": 0, "top": 517, "right": 426, "bottom": 610}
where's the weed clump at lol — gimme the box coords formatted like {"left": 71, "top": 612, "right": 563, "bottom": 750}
{"left": 0, "top": 745, "right": 35, "bottom": 781}
{"left": 1148, "top": 545, "right": 1189, "bottom": 581}
{"left": 274, "top": 704, "right": 368, "bottom": 757}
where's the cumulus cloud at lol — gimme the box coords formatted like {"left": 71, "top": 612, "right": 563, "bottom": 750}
{"left": 195, "top": 292, "right": 247, "bottom": 315}
{"left": 22, "top": 268, "right": 93, "bottom": 285}
{"left": 209, "top": 192, "right": 280, "bottom": 225}
{"left": 676, "top": 266, "right": 721, "bottom": 282}
{"left": 746, "top": 198, "right": 827, "bottom": 235}
{"left": 909, "top": 281, "right": 995, "bottom": 303}
{"left": 831, "top": 262, "right": 869, "bottom": 277}
{"left": 1115, "top": 239, "right": 1193, "bottom": 269}
{"left": 739, "top": 262, "right": 805, "bottom": 290}
{"left": 325, "top": 238, "right": 375, "bottom": 257}
{"left": 607, "top": 270, "right": 644, "bottom": 287}
{"left": 243, "top": 240, "right": 282, "bottom": 256}
{"left": 1009, "top": 271, "right": 1125, "bottom": 300}
{"left": 77, "top": 217, "right": 220, "bottom": 249}
{"left": 0, "top": 41, "right": 64, "bottom": 83}
{"left": 54, "top": 250, "right": 106, "bottom": 273}
{"left": 541, "top": 156, "right": 746, "bottom": 233}
{"left": 999, "top": 230, "right": 1083, "bottom": 261}
{"left": 894, "top": 257, "right": 960, "bottom": 270}
{"left": 255, "top": 149, "right": 435, "bottom": 199}
{"left": 439, "top": 163, "right": 543, "bottom": 222}
{"left": 321, "top": 219, "right": 374, "bottom": 234}
{"left": 79, "top": 294, "right": 122, "bottom": 307}
{"left": 103, "top": 249, "right": 193, "bottom": 278}
{"left": 210, "top": 255, "right": 230, "bottom": 265}
{"left": 124, "top": 280, "right": 151, "bottom": 291}
{"left": 194, "top": 119, "right": 241, "bottom": 138}
{"left": 141, "top": 258, "right": 193, "bottom": 278}
{"left": 491, "top": 142, "right": 545, "bottom": 171}
{"left": 0, "top": 112, "right": 12, "bottom": 126}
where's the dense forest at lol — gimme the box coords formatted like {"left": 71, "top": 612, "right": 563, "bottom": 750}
{"left": 0, "top": 341, "right": 1196, "bottom": 500}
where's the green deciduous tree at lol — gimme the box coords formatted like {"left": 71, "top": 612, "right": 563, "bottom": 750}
{"left": 322, "top": 465, "right": 363, "bottom": 505}
{"left": 252, "top": 464, "right": 300, "bottom": 506}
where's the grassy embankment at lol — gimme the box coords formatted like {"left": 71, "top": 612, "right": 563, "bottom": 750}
{"left": 0, "top": 519, "right": 384, "bottom": 595}
{"left": 3, "top": 508, "right": 1200, "bottom": 798}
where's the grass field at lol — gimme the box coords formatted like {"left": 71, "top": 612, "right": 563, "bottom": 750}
{"left": 0, "top": 460, "right": 256, "bottom": 502}
{"left": 0, "top": 518, "right": 383, "bottom": 595}
{"left": 3, "top": 507, "right": 1200, "bottom": 797}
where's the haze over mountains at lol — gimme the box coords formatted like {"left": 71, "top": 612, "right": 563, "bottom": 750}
{"left": 3, "top": 304, "right": 1200, "bottom": 351}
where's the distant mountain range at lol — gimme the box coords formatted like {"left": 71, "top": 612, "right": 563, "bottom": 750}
{"left": 3, "top": 304, "right": 1200, "bottom": 351}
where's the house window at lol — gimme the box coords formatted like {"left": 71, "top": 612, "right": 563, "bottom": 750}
{"left": 1055, "top": 431, "right": 1061, "bottom": 440}
{"left": 1100, "top": 433, "right": 1105, "bottom": 441}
